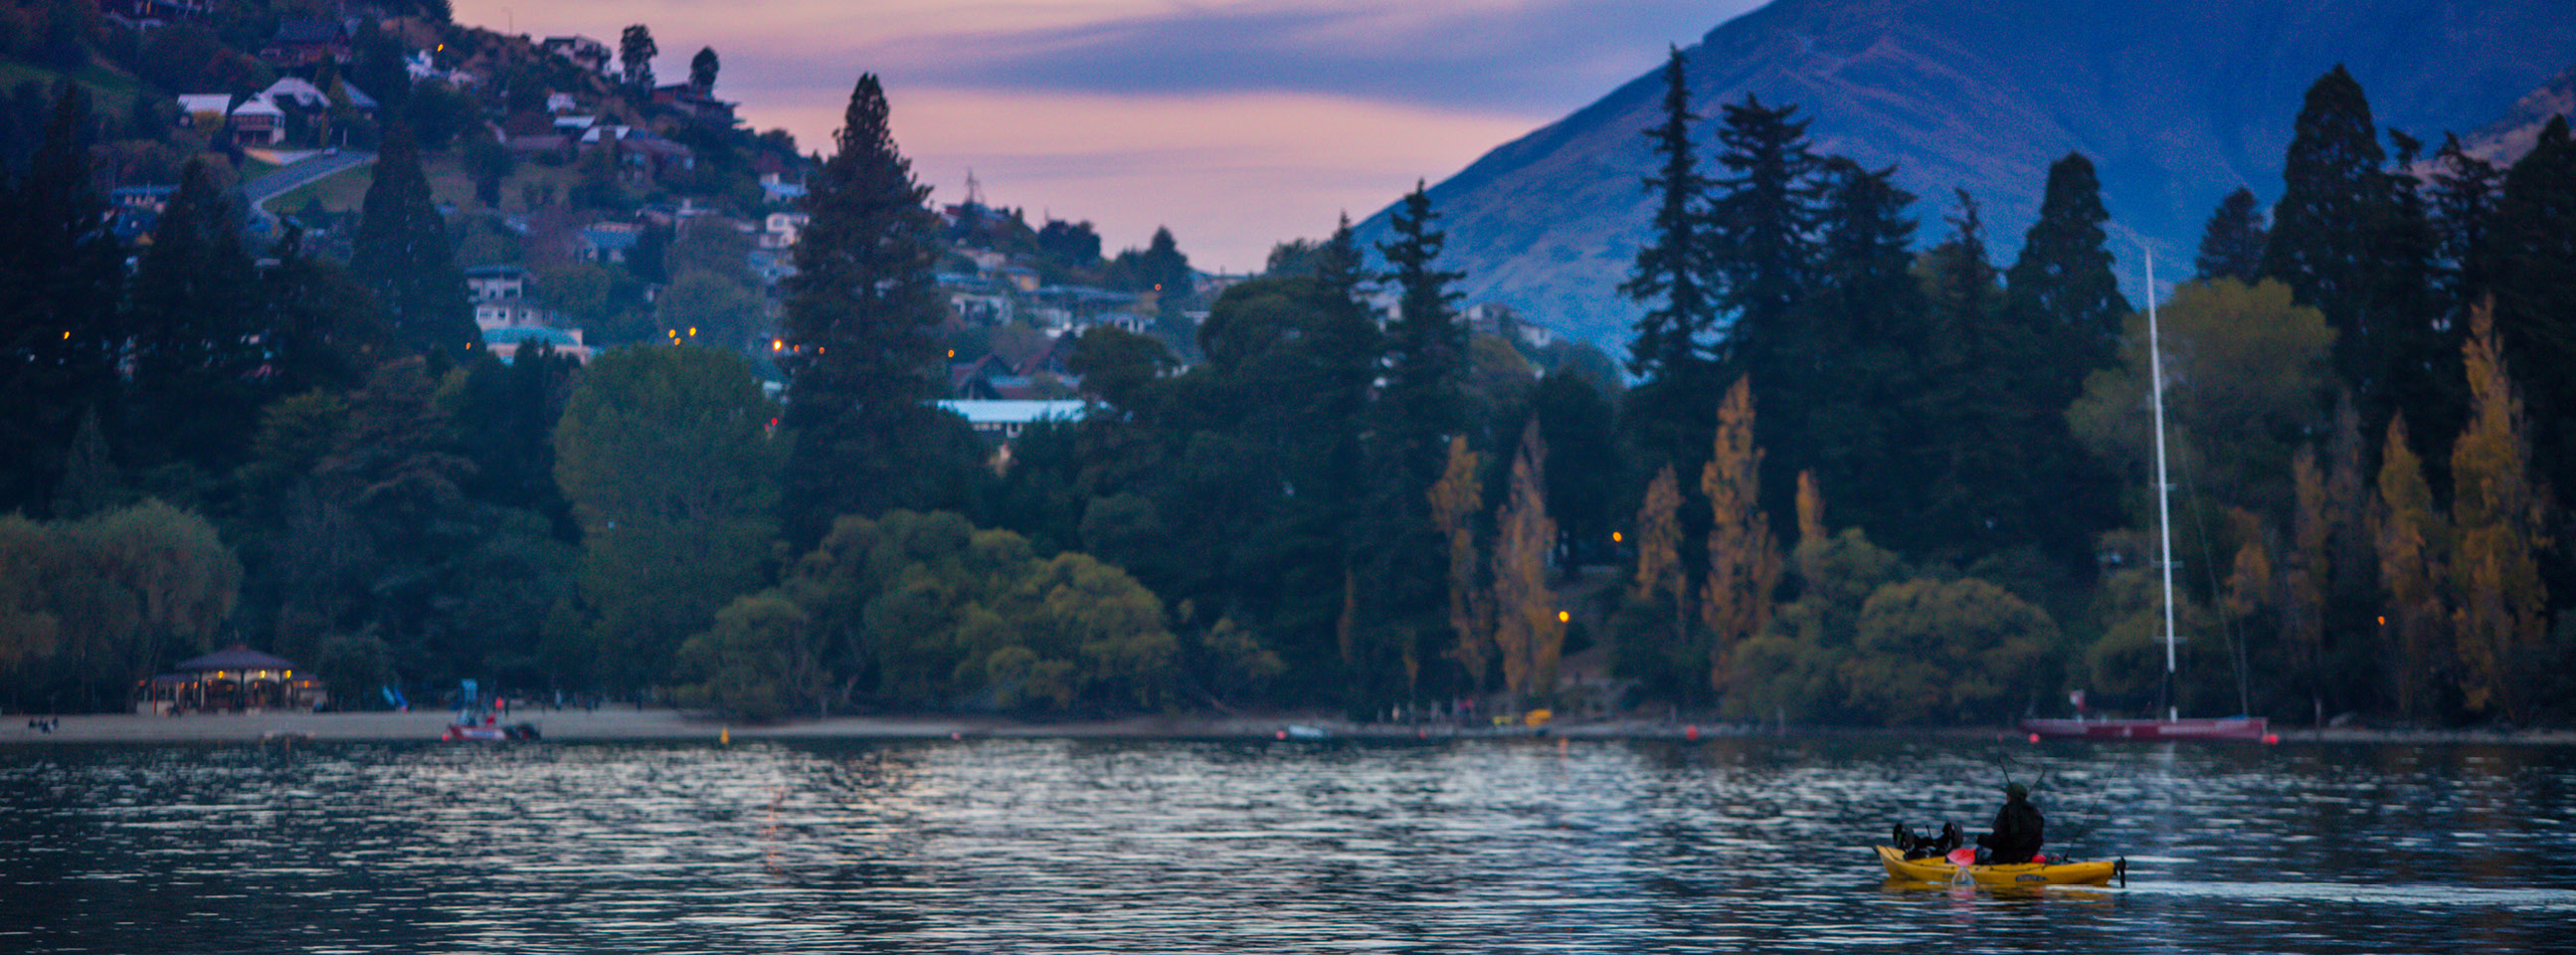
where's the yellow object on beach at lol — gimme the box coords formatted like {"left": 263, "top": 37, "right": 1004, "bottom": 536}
{"left": 1523, "top": 709, "right": 1553, "bottom": 727}
{"left": 1873, "top": 845, "right": 2122, "bottom": 886}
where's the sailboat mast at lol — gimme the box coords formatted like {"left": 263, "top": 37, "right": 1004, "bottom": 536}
{"left": 2146, "top": 250, "right": 2178, "bottom": 721}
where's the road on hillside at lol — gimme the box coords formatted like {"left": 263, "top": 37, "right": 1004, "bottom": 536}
{"left": 242, "top": 149, "right": 375, "bottom": 224}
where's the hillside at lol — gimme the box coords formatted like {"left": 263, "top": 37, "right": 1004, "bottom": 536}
{"left": 1360, "top": 0, "right": 2576, "bottom": 350}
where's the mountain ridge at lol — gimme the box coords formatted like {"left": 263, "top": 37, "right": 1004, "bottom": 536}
{"left": 1361, "top": 0, "right": 2576, "bottom": 351}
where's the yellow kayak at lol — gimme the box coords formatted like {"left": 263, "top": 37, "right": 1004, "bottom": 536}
{"left": 1874, "top": 845, "right": 2124, "bottom": 886}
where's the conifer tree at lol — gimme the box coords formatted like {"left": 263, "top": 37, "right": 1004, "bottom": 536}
{"left": 1491, "top": 419, "right": 1561, "bottom": 701}
{"left": 1707, "top": 94, "right": 1818, "bottom": 390}
{"left": 1353, "top": 182, "right": 1466, "bottom": 704}
{"left": 1796, "top": 158, "right": 1921, "bottom": 544}
{"left": 1702, "top": 376, "right": 1778, "bottom": 700}
{"left": 0, "top": 85, "right": 122, "bottom": 516}
{"left": 2482, "top": 117, "right": 2576, "bottom": 507}
{"left": 2262, "top": 65, "right": 2439, "bottom": 439}
{"left": 2427, "top": 133, "right": 2501, "bottom": 314}
{"left": 351, "top": 120, "right": 475, "bottom": 355}
{"left": 1621, "top": 46, "right": 1715, "bottom": 381}
{"left": 1375, "top": 182, "right": 1467, "bottom": 494}
{"left": 778, "top": 75, "right": 958, "bottom": 548}
{"left": 126, "top": 157, "right": 263, "bottom": 472}
{"left": 2005, "top": 151, "right": 2130, "bottom": 383}
{"left": 2194, "top": 187, "right": 2267, "bottom": 284}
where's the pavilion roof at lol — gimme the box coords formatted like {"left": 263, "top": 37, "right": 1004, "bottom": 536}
{"left": 173, "top": 645, "right": 297, "bottom": 673}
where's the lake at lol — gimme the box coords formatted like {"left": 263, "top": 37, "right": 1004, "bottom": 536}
{"left": 3, "top": 735, "right": 2571, "bottom": 953}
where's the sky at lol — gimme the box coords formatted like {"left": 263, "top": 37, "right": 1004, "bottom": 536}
{"left": 449, "top": 0, "right": 1765, "bottom": 273}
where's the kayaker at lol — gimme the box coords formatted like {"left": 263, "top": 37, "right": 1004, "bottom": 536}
{"left": 1976, "top": 782, "right": 2045, "bottom": 864}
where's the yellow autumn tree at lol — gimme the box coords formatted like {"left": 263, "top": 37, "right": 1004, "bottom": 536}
{"left": 2447, "top": 301, "right": 2550, "bottom": 720}
{"left": 1491, "top": 420, "right": 1562, "bottom": 700}
{"left": 1427, "top": 437, "right": 1491, "bottom": 691}
{"left": 1795, "top": 470, "right": 1825, "bottom": 548}
{"left": 1702, "top": 376, "right": 1779, "bottom": 699}
{"left": 2374, "top": 415, "right": 2447, "bottom": 720}
{"left": 2283, "top": 447, "right": 2331, "bottom": 711}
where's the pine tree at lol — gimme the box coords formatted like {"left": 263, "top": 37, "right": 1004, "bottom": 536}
{"left": 2447, "top": 301, "right": 2548, "bottom": 721}
{"left": 351, "top": 120, "right": 475, "bottom": 355}
{"left": 2428, "top": 133, "right": 2501, "bottom": 314}
{"left": 2483, "top": 116, "right": 2576, "bottom": 510}
{"left": 1702, "top": 376, "right": 1778, "bottom": 701}
{"left": 1375, "top": 182, "right": 1468, "bottom": 494}
{"left": 778, "top": 75, "right": 956, "bottom": 548}
{"left": 2194, "top": 187, "right": 2267, "bottom": 284}
{"left": 126, "top": 157, "right": 263, "bottom": 473}
{"left": 2005, "top": 151, "right": 2130, "bottom": 383}
{"left": 1353, "top": 182, "right": 1467, "bottom": 705}
{"left": 1491, "top": 419, "right": 1561, "bottom": 701}
{"left": 2262, "top": 65, "right": 2434, "bottom": 439}
{"left": 1621, "top": 46, "right": 1715, "bottom": 382}
{"left": 0, "top": 84, "right": 123, "bottom": 517}
{"left": 1797, "top": 157, "right": 1921, "bottom": 545}
{"left": 1707, "top": 94, "right": 1818, "bottom": 388}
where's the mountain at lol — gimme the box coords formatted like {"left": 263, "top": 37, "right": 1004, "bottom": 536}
{"left": 1359, "top": 0, "right": 2576, "bottom": 351}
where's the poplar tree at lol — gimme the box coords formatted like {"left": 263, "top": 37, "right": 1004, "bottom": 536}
{"left": 1429, "top": 440, "right": 1488, "bottom": 692}
{"left": 2194, "top": 187, "right": 2267, "bottom": 284}
{"left": 777, "top": 75, "right": 958, "bottom": 547}
{"left": 1702, "top": 376, "right": 1778, "bottom": 699}
{"left": 1491, "top": 419, "right": 1561, "bottom": 700}
{"left": 350, "top": 121, "right": 475, "bottom": 355}
{"left": 1614, "top": 463, "right": 1695, "bottom": 699}
{"left": 2373, "top": 414, "right": 2446, "bottom": 720}
{"left": 2446, "top": 302, "right": 2548, "bottom": 721}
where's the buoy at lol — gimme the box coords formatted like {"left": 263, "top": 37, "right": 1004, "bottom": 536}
{"left": 1276, "top": 729, "right": 1287, "bottom": 740}
{"left": 2263, "top": 733, "right": 2281, "bottom": 744}
{"left": 2028, "top": 733, "right": 2041, "bottom": 743}
{"left": 1684, "top": 724, "right": 1700, "bottom": 741}
{"left": 721, "top": 727, "right": 730, "bottom": 745}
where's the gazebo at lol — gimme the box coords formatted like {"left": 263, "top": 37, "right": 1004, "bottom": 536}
{"left": 135, "top": 645, "right": 327, "bottom": 714}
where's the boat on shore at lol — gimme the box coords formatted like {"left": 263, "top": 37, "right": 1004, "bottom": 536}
{"left": 2029, "top": 251, "right": 2271, "bottom": 745}
{"left": 2020, "top": 715, "right": 2267, "bottom": 741}
{"left": 1874, "top": 845, "right": 2124, "bottom": 886}
{"left": 443, "top": 720, "right": 541, "bottom": 742}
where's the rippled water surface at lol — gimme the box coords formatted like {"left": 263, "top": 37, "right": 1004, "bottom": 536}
{"left": 4, "top": 735, "right": 2573, "bottom": 953}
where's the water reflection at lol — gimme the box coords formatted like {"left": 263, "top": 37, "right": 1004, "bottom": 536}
{"left": 2, "top": 737, "right": 2572, "bottom": 953}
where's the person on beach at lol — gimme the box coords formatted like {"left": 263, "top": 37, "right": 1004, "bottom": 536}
{"left": 1977, "top": 782, "right": 2045, "bottom": 863}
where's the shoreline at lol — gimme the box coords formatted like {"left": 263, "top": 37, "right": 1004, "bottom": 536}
{"left": 7, "top": 709, "right": 2576, "bottom": 747}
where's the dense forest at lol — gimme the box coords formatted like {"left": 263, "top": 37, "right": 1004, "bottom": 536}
{"left": 3, "top": 4, "right": 2572, "bottom": 727}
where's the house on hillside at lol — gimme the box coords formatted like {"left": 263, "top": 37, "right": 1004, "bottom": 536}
{"left": 936, "top": 399, "right": 1086, "bottom": 443}
{"left": 575, "top": 224, "right": 641, "bottom": 264}
{"left": 651, "top": 83, "right": 737, "bottom": 124}
{"left": 263, "top": 18, "right": 351, "bottom": 67}
{"left": 540, "top": 35, "right": 613, "bottom": 75}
